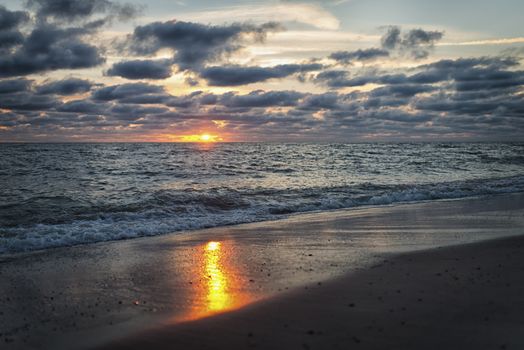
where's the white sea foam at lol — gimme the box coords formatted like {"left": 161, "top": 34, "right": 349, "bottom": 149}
{"left": 2, "top": 174, "right": 524, "bottom": 254}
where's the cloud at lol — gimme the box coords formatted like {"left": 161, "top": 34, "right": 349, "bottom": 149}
{"left": 2, "top": 62, "right": 523, "bottom": 141}
{"left": 0, "top": 6, "right": 29, "bottom": 31}
{"left": 299, "top": 92, "right": 340, "bottom": 110}
{"left": 381, "top": 26, "right": 444, "bottom": 59}
{"left": 107, "top": 59, "right": 173, "bottom": 80}
{"left": 166, "top": 91, "right": 203, "bottom": 108}
{"left": 26, "top": 0, "right": 140, "bottom": 22}
{"left": 0, "top": 78, "right": 32, "bottom": 93}
{"left": 0, "top": 30, "right": 26, "bottom": 51}
{"left": 0, "top": 91, "right": 60, "bottom": 110}
{"left": 200, "top": 63, "right": 323, "bottom": 86}
{"left": 36, "top": 78, "right": 93, "bottom": 95}
{"left": 329, "top": 48, "right": 389, "bottom": 64}
{"left": 175, "top": 4, "right": 340, "bottom": 30}
{"left": 219, "top": 90, "right": 304, "bottom": 108}
{"left": 0, "top": 22, "right": 105, "bottom": 77}
{"left": 126, "top": 20, "right": 282, "bottom": 70}
{"left": 0, "top": 6, "right": 30, "bottom": 52}
{"left": 369, "top": 84, "right": 437, "bottom": 98}
{"left": 317, "top": 56, "right": 522, "bottom": 89}
{"left": 0, "top": 25, "right": 105, "bottom": 77}
{"left": 0, "top": 1, "right": 140, "bottom": 78}
{"left": 57, "top": 99, "right": 104, "bottom": 113}
{"left": 91, "top": 82, "right": 166, "bottom": 101}
{"left": 439, "top": 37, "right": 524, "bottom": 46}
{"left": 0, "top": 0, "right": 522, "bottom": 142}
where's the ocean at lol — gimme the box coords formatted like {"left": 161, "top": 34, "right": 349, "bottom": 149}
{"left": 1, "top": 142, "right": 524, "bottom": 254}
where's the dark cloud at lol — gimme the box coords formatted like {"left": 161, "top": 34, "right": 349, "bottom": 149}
{"left": 0, "top": 78, "right": 32, "bottom": 94}
{"left": 369, "top": 84, "right": 437, "bottom": 98}
{"left": 316, "top": 70, "right": 407, "bottom": 88}
{"left": 57, "top": 99, "right": 104, "bottom": 113}
{"left": 91, "top": 83, "right": 165, "bottom": 101}
{"left": 220, "top": 90, "right": 304, "bottom": 108}
{"left": 329, "top": 48, "right": 389, "bottom": 64}
{"left": 36, "top": 78, "right": 93, "bottom": 95}
{"left": 127, "top": 20, "right": 282, "bottom": 70}
{"left": 314, "top": 70, "right": 350, "bottom": 86}
{"left": 381, "top": 26, "right": 444, "bottom": 59}
{"left": 0, "top": 91, "right": 60, "bottom": 110}
{"left": 107, "top": 59, "right": 173, "bottom": 80}
{"left": 0, "top": 6, "right": 29, "bottom": 31}
{"left": 0, "top": 6, "right": 30, "bottom": 52}
{"left": 0, "top": 0, "right": 522, "bottom": 143}
{"left": 2, "top": 69, "right": 523, "bottom": 140}
{"left": 26, "top": 0, "right": 140, "bottom": 22}
{"left": 200, "top": 63, "right": 323, "bottom": 86}
{"left": 108, "top": 104, "right": 168, "bottom": 121}
{"left": 165, "top": 91, "right": 204, "bottom": 108}
{"left": 0, "top": 1, "right": 140, "bottom": 78}
{"left": 0, "top": 23, "right": 105, "bottom": 77}
{"left": 317, "top": 57, "right": 522, "bottom": 90}
{"left": 118, "top": 93, "right": 169, "bottom": 105}
{"left": 0, "top": 30, "right": 25, "bottom": 50}
{"left": 299, "top": 93, "right": 340, "bottom": 110}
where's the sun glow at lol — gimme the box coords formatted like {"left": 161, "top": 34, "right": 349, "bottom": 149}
{"left": 180, "top": 133, "right": 221, "bottom": 142}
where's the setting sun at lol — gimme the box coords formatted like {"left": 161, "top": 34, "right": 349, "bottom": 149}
{"left": 180, "top": 134, "right": 221, "bottom": 143}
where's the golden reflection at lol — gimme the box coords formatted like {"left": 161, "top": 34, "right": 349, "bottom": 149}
{"left": 204, "top": 241, "right": 231, "bottom": 311}
{"left": 179, "top": 240, "right": 253, "bottom": 322}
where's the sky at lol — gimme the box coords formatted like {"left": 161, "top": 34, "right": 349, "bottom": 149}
{"left": 0, "top": 0, "right": 523, "bottom": 142}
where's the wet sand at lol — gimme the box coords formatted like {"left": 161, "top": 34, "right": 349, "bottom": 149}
{"left": 103, "top": 234, "right": 524, "bottom": 350}
{"left": 1, "top": 193, "right": 524, "bottom": 349}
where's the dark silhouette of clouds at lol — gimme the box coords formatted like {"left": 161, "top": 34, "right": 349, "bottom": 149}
{"left": 0, "top": 92, "right": 59, "bottom": 110}
{"left": 57, "top": 99, "right": 104, "bottom": 113}
{"left": 0, "top": 6, "right": 29, "bottom": 31}
{"left": 107, "top": 59, "right": 173, "bottom": 80}
{"left": 220, "top": 90, "right": 304, "bottom": 108}
{"left": 0, "top": 6, "right": 30, "bottom": 52}
{"left": 26, "top": 0, "right": 140, "bottom": 23}
{"left": 381, "top": 26, "right": 444, "bottom": 59}
{"left": 1, "top": 62, "right": 523, "bottom": 140}
{"left": 0, "top": 78, "right": 32, "bottom": 93}
{"left": 91, "top": 83, "right": 166, "bottom": 101}
{"left": 330, "top": 48, "right": 389, "bottom": 64}
{"left": 126, "top": 20, "right": 282, "bottom": 70}
{"left": 200, "top": 63, "right": 323, "bottom": 86}
{"left": 0, "top": 0, "right": 141, "bottom": 78}
{"left": 0, "top": 1, "right": 522, "bottom": 142}
{"left": 0, "top": 24, "right": 104, "bottom": 77}
{"left": 36, "top": 78, "right": 93, "bottom": 95}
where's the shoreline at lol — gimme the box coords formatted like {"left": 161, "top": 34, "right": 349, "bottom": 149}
{"left": 2, "top": 191, "right": 523, "bottom": 259}
{"left": 1, "top": 193, "right": 524, "bottom": 349}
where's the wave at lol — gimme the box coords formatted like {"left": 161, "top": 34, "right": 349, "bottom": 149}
{"left": 1, "top": 175, "right": 524, "bottom": 254}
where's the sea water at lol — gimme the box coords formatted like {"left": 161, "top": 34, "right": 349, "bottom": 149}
{"left": 1, "top": 142, "right": 524, "bottom": 253}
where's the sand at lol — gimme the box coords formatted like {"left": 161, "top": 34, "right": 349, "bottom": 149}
{"left": 103, "top": 234, "right": 524, "bottom": 350}
{"left": 1, "top": 193, "right": 524, "bottom": 349}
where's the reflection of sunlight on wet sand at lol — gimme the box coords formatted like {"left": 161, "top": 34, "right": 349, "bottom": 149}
{"left": 204, "top": 241, "right": 230, "bottom": 311}
{"left": 179, "top": 240, "right": 253, "bottom": 322}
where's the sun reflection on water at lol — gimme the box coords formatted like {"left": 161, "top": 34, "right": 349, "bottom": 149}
{"left": 178, "top": 240, "right": 253, "bottom": 322}
{"left": 204, "top": 241, "right": 231, "bottom": 311}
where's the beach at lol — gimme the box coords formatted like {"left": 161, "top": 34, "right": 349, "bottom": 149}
{"left": 1, "top": 193, "right": 524, "bottom": 349}
{"left": 105, "top": 228, "right": 524, "bottom": 350}
{"left": 1, "top": 0, "right": 523, "bottom": 347}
